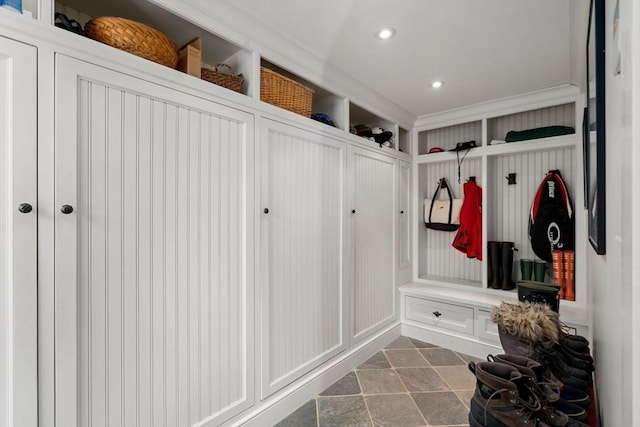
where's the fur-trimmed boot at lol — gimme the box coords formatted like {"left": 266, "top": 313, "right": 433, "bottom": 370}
{"left": 491, "top": 301, "right": 560, "bottom": 357}
{"left": 489, "top": 354, "right": 589, "bottom": 426}
{"left": 468, "top": 361, "right": 549, "bottom": 426}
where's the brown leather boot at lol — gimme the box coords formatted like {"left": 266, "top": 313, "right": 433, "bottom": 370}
{"left": 489, "top": 354, "right": 589, "bottom": 426}
{"left": 468, "top": 361, "right": 548, "bottom": 426}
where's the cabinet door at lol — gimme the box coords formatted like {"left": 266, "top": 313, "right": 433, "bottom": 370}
{"left": 0, "top": 36, "right": 38, "bottom": 427}
{"left": 397, "top": 160, "right": 411, "bottom": 269}
{"left": 54, "top": 55, "right": 254, "bottom": 427}
{"left": 351, "top": 147, "right": 395, "bottom": 341}
{"left": 260, "top": 119, "right": 345, "bottom": 397}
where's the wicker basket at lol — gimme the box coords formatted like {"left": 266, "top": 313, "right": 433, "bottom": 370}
{"left": 260, "top": 67, "right": 314, "bottom": 117}
{"left": 84, "top": 17, "right": 178, "bottom": 68}
{"left": 201, "top": 64, "right": 244, "bottom": 93}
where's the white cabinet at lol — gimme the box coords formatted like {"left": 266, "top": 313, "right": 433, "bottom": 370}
{"left": 397, "top": 160, "right": 411, "bottom": 269}
{"left": 0, "top": 36, "right": 38, "bottom": 427}
{"left": 54, "top": 55, "right": 255, "bottom": 427}
{"left": 259, "top": 119, "right": 345, "bottom": 397}
{"left": 351, "top": 147, "right": 396, "bottom": 342}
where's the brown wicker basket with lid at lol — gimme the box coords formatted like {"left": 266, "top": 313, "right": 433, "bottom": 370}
{"left": 84, "top": 17, "right": 178, "bottom": 68}
{"left": 260, "top": 67, "right": 314, "bottom": 117}
{"left": 201, "top": 64, "right": 244, "bottom": 93}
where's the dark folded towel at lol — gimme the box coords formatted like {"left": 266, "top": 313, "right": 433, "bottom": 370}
{"left": 505, "top": 125, "right": 575, "bottom": 142}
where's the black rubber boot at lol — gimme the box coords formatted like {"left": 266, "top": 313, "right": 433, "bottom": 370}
{"left": 500, "top": 241, "right": 517, "bottom": 290}
{"left": 488, "top": 241, "right": 501, "bottom": 289}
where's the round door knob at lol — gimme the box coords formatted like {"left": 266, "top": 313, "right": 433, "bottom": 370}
{"left": 18, "top": 203, "right": 33, "bottom": 213}
{"left": 351, "top": 209, "right": 356, "bottom": 214}
{"left": 264, "top": 208, "right": 269, "bottom": 214}
{"left": 61, "top": 205, "right": 74, "bottom": 214}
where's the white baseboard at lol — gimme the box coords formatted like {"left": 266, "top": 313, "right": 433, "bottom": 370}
{"left": 401, "top": 323, "right": 501, "bottom": 360}
{"left": 224, "top": 322, "right": 402, "bottom": 427}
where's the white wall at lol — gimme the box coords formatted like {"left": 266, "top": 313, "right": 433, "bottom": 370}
{"left": 589, "top": 1, "right": 640, "bottom": 426}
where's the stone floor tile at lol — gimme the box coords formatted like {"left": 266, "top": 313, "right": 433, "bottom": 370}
{"left": 384, "top": 349, "right": 430, "bottom": 368}
{"left": 434, "top": 365, "right": 477, "bottom": 390}
{"left": 275, "top": 399, "right": 318, "bottom": 427}
{"left": 411, "top": 391, "right": 469, "bottom": 425}
{"left": 385, "top": 336, "right": 416, "bottom": 349}
{"left": 320, "top": 371, "right": 361, "bottom": 396}
{"left": 359, "top": 351, "right": 391, "bottom": 369}
{"left": 317, "top": 395, "right": 372, "bottom": 427}
{"left": 356, "top": 369, "right": 406, "bottom": 394}
{"left": 408, "top": 338, "right": 439, "bottom": 349}
{"left": 455, "top": 389, "right": 475, "bottom": 410}
{"left": 457, "top": 352, "right": 484, "bottom": 364}
{"left": 419, "top": 348, "right": 466, "bottom": 366}
{"left": 396, "top": 367, "right": 450, "bottom": 392}
{"left": 365, "top": 394, "right": 426, "bottom": 427}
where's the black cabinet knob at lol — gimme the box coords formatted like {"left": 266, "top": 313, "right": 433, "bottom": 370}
{"left": 18, "top": 203, "right": 33, "bottom": 213}
{"left": 433, "top": 311, "right": 442, "bottom": 318}
{"left": 264, "top": 208, "right": 269, "bottom": 214}
{"left": 351, "top": 209, "right": 356, "bottom": 214}
{"left": 400, "top": 210, "right": 404, "bottom": 214}
{"left": 61, "top": 205, "right": 74, "bottom": 214}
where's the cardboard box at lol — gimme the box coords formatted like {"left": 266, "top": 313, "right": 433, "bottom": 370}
{"left": 177, "top": 37, "right": 202, "bottom": 77}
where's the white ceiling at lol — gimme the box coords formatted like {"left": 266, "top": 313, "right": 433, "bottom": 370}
{"left": 68, "top": 0, "right": 588, "bottom": 122}
{"left": 222, "top": 0, "right": 587, "bottom": 119}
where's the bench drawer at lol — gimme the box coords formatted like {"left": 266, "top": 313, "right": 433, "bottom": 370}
{"left": 476, "top": 309, "right": 500, "bottom": 344}
{"left": 405, "top": 296, "right": 474, "bottom": 335}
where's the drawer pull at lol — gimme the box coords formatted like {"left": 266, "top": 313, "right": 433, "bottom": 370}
{"left": 433, "top": 311, "right": 442, "bottom": 318}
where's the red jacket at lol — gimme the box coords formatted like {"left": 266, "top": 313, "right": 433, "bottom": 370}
{"left": 452, "top": 180, "right": 483, "bottom": 260}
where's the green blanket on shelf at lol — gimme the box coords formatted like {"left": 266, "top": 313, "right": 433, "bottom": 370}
{"left": 505, "top": 125, "right": 575, "bottom": 142}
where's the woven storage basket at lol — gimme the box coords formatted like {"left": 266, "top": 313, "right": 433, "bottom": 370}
{"left": 84, "top": 17, "right": 178, "bottom": 68}
{"left": 201, "top": 64, "right": 244, "bottom": 93}
{"left": 260, "top": 67, "right": 314, "bottom": 117}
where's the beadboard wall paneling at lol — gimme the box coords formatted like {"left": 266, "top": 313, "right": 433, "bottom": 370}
{"left": 54, "top": 1, "right": 91, "bottom": 26}
{"left": 487, "top": 103, "right": 575, "bottom": 142}
{"left": 352, "top": 148, "right": 395, "bottom": 340}
{"left": 55, "top": 56, "right": 254, "bottom": 427}
{"left": 487, "top": 147, "right": 576, "bottom": 278}
{"left": 418, "top": 158, "right": 483, "bottom": 285}
{"left": 418, "top": 121, "right": 482, "bottom": 155}
{"left": 261, "top": 121, "right": 345, "bottom": 397}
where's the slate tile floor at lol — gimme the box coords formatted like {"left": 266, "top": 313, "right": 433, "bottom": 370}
{"left": 275, "top": 336, "right": 483, "bottom": 427}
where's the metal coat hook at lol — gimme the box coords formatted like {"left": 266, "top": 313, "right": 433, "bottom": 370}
{"left": 506, "top": 173, "right": 517, "bottom": 185}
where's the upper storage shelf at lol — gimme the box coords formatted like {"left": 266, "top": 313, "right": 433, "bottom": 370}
{"left": 51, "top": 0, "right": 411, "bottom": 156}
{"left": 415, "top": 87, "right": 579, "bottom": 164}
{"left": 54, "top": 0, "right": 254, "bottom": 96}
{"left": 487, "top": 102, "right": 576, "bottom": 144}
{"left": 417, "top": 120, "right": 482, "bottom": 156}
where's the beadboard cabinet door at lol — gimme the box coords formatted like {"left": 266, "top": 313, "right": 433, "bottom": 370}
{"left": 0, "top": 36, "right": 38, "bottom": 427}
{"left": 54, "top": 55, "right": 255, "bottom": 427}
{"left": 397, "top": 160, "right": 412, "bottom": 269}
{"left": 259, "top": 119, "right": 345, "bottom": 397}
{"left": 351, "top": 147, "right": 396, "bottom": 342}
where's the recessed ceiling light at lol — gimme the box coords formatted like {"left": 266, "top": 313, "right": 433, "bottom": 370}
{"left": 431, "top": 81, "right": 445, "bottom": 89}
{"left": 376, "top": 27, "right": 396, "bottom": 40}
